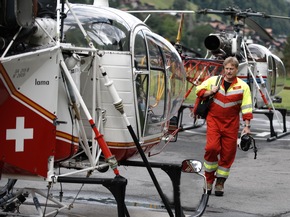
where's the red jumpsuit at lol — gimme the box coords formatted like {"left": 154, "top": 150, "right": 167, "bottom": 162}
{"left": 196, "top": 76, "right": 253, "bottom": 184}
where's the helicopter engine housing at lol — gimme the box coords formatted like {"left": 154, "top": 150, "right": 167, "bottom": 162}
{"left": 204, "top": 33, "right": 241, "bottom": 58}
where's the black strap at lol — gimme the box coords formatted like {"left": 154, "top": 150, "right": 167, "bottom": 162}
{"left": 215, "top": 75, "right": 222, "bottom": 88}
{"left": 252, "top": 137, "right": 258, "bottom": 159}
{"left": 209, "top": 75, "right": 222, "bottom": 99}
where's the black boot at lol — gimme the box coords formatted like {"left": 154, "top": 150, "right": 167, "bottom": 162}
{"left": 215, "top": 177, "right": 226, "bottom": 196}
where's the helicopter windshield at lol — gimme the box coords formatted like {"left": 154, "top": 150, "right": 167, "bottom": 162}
{"left": 247, "top": 45, "right": 267, "bottom": 62}
{"left": 63, "top": 6, "right": 132, "bottom": 51}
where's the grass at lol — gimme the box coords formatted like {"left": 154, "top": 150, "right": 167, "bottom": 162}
{"left": 273, "top": 78, "right": 290, "bottom": 110}
{"left": 184, "top": 78, "right": 290, "bottom": 110}
{"left": 184, "top": 84, "right": 197, "bottom": 104}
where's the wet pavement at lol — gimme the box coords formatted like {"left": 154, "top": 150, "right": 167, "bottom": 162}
{"left": 1, "top": 111, "right": 290, "bottom": 217}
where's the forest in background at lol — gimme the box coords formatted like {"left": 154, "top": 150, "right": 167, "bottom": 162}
{"left": 70, "top": 0, "right": 290, "bottom": 76}
{"left": 120, "top": 0, "right": 290, "bottom": 76}
{"left": 135, "top": 0, "right": 290, "bottom": 36}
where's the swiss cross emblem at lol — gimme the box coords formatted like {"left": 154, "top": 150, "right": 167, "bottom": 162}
{"left": 6, "top": 117, "right": 34, "bottom": 152}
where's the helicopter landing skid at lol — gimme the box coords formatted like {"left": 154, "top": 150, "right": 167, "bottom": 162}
{"left": 253, "top": 108, "right": 290, "bottom": 141}
{"left": 120, "top": 160, "right": 184, "bottom": 217}
{"left": 120, "top": 160, "right": 209, "bottom": 217}
{"left": 0, "top": 187, "right": 68, "bottom": 217}
{"left": 57, "top": 175, "right": 129, "bottom": 217}
{"left": 0, "top": 176, "right": 128, "bottom": 217}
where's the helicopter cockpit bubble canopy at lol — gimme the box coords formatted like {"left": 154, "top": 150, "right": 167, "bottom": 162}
{"left": 247, "top": 43, "right": 286, "bottom": 96}
{"left": 63, "top": 5, "right": 186, "bottom": 148}
{"left": 63, "top": 5, "right": 139, "bottom": 51}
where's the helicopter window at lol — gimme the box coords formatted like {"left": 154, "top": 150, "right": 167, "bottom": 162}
{"left": 161, "top": 44, "right": 186, "bottom": 116}
{"left": 87, "top": 21, "right": 127, "bottom": 51}
{"left": 134, "top": 31, "right": 148, "bottom": 70}
{"left": 144, "top": 69, "right": 166, "bottom": 136}
{"left": 64, "top": 8, "right": 130, "bottom": 51}
{"left": 146, "top": 34, "right": 166, "bottom": 110}
{"left": 142, "top": 33, "right": 167, "bottom": 136}
{"left": 267, "top": 56, "right": 275, "bottom": 96}
{"left": 248, "top": 46, "right": 266, "bottom": 62}
{"left": 134, "top": 30, "right": 149, "bottom": 134}
{"left": 136, "top": 74, "right": 149, "bottom": 134}
{"left": 271, "top": 55, "right": 286, "bottom": 96}
{"left": 147, "top": 35, "right": 165, "bottom": 70}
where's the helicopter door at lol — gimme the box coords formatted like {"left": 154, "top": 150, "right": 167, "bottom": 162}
{"left": 271, "top": 54, "right": 286, "bottom": 96}
{"left": 134, "top": 30, "right": 149, "bottom": 137}
{"left": 133, "top": 30, "right": 168, "bottom": 138}
{"left": 144, "top": 33, "right": 168, "bottom": 137}
{"left": 267, "top": 55, "right": 276, "bottom": 96}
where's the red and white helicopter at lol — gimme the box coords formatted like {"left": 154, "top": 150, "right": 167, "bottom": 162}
{"left": 0, "top": 0, "right": 208, "bottom": 216}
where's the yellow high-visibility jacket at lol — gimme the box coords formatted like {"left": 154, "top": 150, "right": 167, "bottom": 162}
{"left": 196, "top": 75, "right": 253, "bottom": 122}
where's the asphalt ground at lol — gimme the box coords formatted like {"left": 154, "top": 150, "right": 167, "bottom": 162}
{"left": 1, "top": 110, "right": 290, "bottom": 217}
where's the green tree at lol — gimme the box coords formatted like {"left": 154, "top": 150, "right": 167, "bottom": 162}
{"left": 182, "top": 24, "right": 213, "bottom": 57}
{"left": 109, "top": 0, "right": 121, "bottom": 8}
{"left": 191, "top": 0, "right": 290, "bottom": 36}
{"left": 145, "top": 14, "right": 179, "bottom": 42}
{"left": 172, "top": 0, "right": 187, "bottom": 10}
{"left": 282, "top": 35, "right": 290, "bottom": 77}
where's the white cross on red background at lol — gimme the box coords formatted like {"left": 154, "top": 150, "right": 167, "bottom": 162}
{"left": 6, "top": 117, "right": 34, "bottom": 152}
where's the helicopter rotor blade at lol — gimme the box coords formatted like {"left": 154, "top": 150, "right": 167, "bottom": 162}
{"left": 265, "top": 14, "right": 290, "bottom": 20}
{"left": 245, "top": 17, "right": 275, "bottom": 42}
{"left": 127, "top": 10, "right": 195, "bottom": 14}
{"left": 197, "top": 8, "right": 237, "bottom": 16}
{"left": 197, "top": 7, "right": 290, "bottom": 19}
{"left": 197, "top": 7, "right": 290, "bottom": 43}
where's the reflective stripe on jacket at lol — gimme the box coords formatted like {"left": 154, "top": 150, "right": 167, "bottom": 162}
{"left": 196, "top": 76, "right": 253, "bottom": 121}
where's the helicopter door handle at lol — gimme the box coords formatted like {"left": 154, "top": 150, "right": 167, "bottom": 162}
{"left": 134, "top": 70, "right": 149, "bottom": 75}
{"left": 134, "top": 69, "right": 149, "bottom": 80}
{"left": 55, "top": 120, "right": 68, "bottom": 125}
{"left": 134, "top": 70, "right": 143, "bottom": 74}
